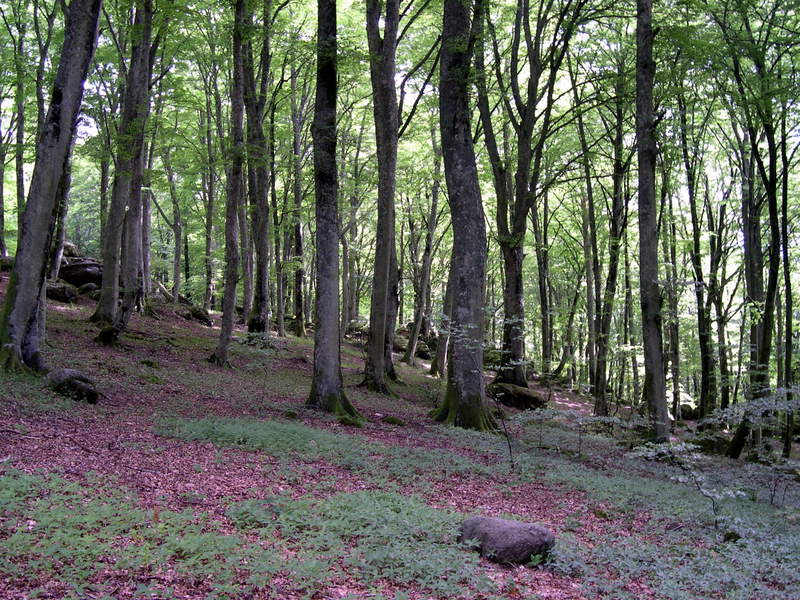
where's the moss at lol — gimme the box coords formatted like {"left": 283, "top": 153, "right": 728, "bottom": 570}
{"left": 337, "top": 414, "right": 364, "bottom": 428}
{"left": 140, "top": 358, "right": 160, "bottom": 369}
{"left": 95, "top": 326, "right": 120, "bottom": 346}
{"left": 283, "top": 409, "right": 299, "bottom": 419}
{"left": 381, "top": 415, "right": 406, "bottom": 426}
{"left": 433, "top": 385, "right": 498, "bottom": 432}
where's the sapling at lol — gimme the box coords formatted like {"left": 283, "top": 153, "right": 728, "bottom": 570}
{"left": 629, "top": 442, "right": 747, "bottom": 529}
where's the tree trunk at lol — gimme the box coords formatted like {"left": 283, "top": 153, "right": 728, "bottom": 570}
{"left": 209, "top": 0, "right": 245, "bottom": 366}
{"left": 433, "top": 0, "right": 496, "bottom": 431}
{"left": 0, "top": 145, "right": 6, "bottom": 256}
{"left": 0, "top": 0, "right": 101, "bottom": 371}
{"left": 163, "top": 149, "right": 182, "bottom": 302}
{"left": 290, "top": 67, "right": 307, "bottom": 338}
{"left": 636, "top": 0, "right": 669, "bottom": 441}
{"left": 93, "top": 0, "right": 153, "bottom": 328}
{"left": 363, "top": 0, "right": 400, "bottom": 393}
{"left": 47, "top": 146, "right": 74, "bottom": 282}
{"left": 14, "top": 16, "right": 26, "bottom": 235}
{"left": 430, "top": 266, "right": 454, "bottom": 377}
{"left": 403, "top": 165, "right": 439, "bottom": 365}
{"left": 307, "top": 0, "right": 359, "bottom": 417}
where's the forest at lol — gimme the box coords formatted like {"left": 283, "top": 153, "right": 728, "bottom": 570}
{"left": 0, "top": 0, "right": 799, "bottom": 598}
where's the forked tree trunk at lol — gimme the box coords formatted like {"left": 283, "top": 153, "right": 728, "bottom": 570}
{"left": 363, "top": 0, "right": 400, "bottom": 393}
{"left": 307, "top": 0, "right": 359, "bottom": 417}
{"left": 433, "top": 0, "right": 496, "bottom": 431}
{"left": 93, "top": 0, "right": 153, "bottom": 328}
{"left": 0, "top": 0, "right": 102, "bottom": 371}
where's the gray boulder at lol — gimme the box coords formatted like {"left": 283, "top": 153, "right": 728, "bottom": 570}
{"left": 46, "top": 368, "right": 98, "bottom": 404}
{"left": 459, "top": 515, "right": 555, "bottom": 564}
{"left": 46, "top": 281, "right": 79, "bottom": 304}
{"left": 59, "top": 258, "right": 103, "bottom": 287}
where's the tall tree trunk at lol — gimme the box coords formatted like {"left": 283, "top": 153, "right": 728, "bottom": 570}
{"left": 202, "top": 104, "right": 216, "bottom": 312}
{"left": 678, "top": 92, "right": 717, "bottom": 420}
{"left": 363, "top": 0, "right": 400, "bottom": 393}
{"left": 0, "top": 0, "right": 101, "bottom": 371}
{"left": 244, "top": 0, "right": 273, "bottom": 334}
{"left": 99, "top": 153, "right": 109, "bottom": 253}
{"left": 13, "top": 15, "right": 26, "bottom": 235}
{"left": 290, "top": 67, "right": 307, "bottom": 338}
{"left": 433, "top": 0, "right": 496, "bottom": 431}
{"left": 209, "top": 0, "right": 245, "bottom": 366}
{"left": 0, "top": 144, "right": 6, "bottom": 257}
{"left": 636, "top": 0, "right": 669, "bottom": 441}
{"left": 307, "top": 0, "right": 359, "bottom": 417}
{"left": 93, "top": 0, "right": 153, "bottom": 329}
{"left": 781, "top": 115, "right": 793, "bottom": 458}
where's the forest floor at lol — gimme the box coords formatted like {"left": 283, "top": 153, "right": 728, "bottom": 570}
{"left": 1, "top": 271, "right": 799, "bottom": 600}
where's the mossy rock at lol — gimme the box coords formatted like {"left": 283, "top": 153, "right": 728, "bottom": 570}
{"left": 140, "top": 358, "right": 160, "bottom": 369}
{"left": 283, "top": 409, "right": 299, "bottom": 420}
{"left": 689, "top": 431, "right": 730, "bottom": 455}
{"left": 381, "top": 415, "right": 406, "bottom": 426}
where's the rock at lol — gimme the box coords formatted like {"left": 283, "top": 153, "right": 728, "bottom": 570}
{"left": 0, "top": 256, "right": 13, "bottom": 272}
{"left": 679, "top": 404, "right": 699, "bottom": 420}
{"left": 381, "top": 415, "right": 406, "bottom": 426}
{"left": 62, "top": 241, "right": 80, "bottom": 257}
{"left": 178, "top": 305, "right": 213, "bottom": 327}
{"left": 689, "top": 431, "right": 729, "bottom": 455}
{"left": 488, "top": 382, "right": 549, "bottom": 410}
{"left": 415, "top": 341, "right": 431, "bottom": 360}
{"left": 459, "top": 516, "right": 555, "bottom": 564}
{"left": 46, "top": 368, "right": 98, "bottom": 404}
{"left": 46, "top": 281, "right": 79, "bottom": 304}
{"left": 59, "top": 258, "right": 103, "bottom": 287}
{"left": 393, "top": 335, "right": 409, "bottom": 353}
{"left": 77, "top": 282, "right": 99, "bottom": 295}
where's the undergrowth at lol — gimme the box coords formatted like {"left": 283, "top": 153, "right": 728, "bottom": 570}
{"left": 157, "top": 416, "right": 491, "bottom": 488}
{"left": 0, "top": 470, "right": 499, "bottom": 599}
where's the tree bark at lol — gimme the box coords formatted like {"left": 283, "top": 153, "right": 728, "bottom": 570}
{"left": 307, "top": 0, "right": 359, "bottom": 417}
{"left": 0, "top": 0, "right": 101, "bottom": 371}
{"left": 636, "top": 0, "right": 669, "bottom": 441}
{"left": 433, "top": 0, "right": 496, "bottom": 431}
{"left": 209, "top": 0, "right": 245, "bottom": 366}
{"left": 363, "top": 0, "right": 400, "bottom": 393}
{"left": 93, "top": 0, "right": 153, "bottom": 328}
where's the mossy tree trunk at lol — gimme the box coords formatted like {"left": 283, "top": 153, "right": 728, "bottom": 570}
{"left": 435, "top": 0, "right": 496, "bottom": 432}
{"left": 307, "top": 0, "right": 359, "bottom": 419}
{"left": 0, "top": 0, "right": 102, "bottom": 371}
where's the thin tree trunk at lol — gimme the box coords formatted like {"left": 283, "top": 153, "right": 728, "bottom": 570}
{"left": 290, "top": 67, "right": 307, "bottom": 338}
{"left": 163, "top": 148, "right": 182, "bottom": 302}
{"left": 209, "top": 0, "right": 245, "bottom": 366}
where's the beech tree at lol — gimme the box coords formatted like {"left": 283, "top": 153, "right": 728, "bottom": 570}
{"left": 433, "top": 0, "right": 496, "bottom": 431}
{"left": 636, "top": 0, "right": 669, "bottom": 441}
{"left": 0, "top": 0, "right": 102, "bottom": 370}
{"left": 306, "top": 0, "right": 359, "bottom": 417}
